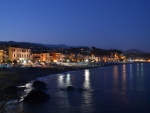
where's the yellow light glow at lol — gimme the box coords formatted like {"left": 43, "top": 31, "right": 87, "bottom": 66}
{"left": 54, "top": 60, "right": 57, "bottom": 62}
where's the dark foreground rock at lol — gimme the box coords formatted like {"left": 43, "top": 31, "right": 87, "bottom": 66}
{"left": 2, "top": 83, "right": 18, "bottom": 91}
{"left": 0, "top": 86, "right": 25, "bottom": 101}
{"left": 78, "top": 88, "right": 83, "bottom": 91}
{"left": 32, "top": 81, "right": 47, "bottom": 90}
{"left": 23, "top": 90, "right": 49, "bottom": 103}
{"left": 66, "top": 86, "right": 74, "bottom": 91}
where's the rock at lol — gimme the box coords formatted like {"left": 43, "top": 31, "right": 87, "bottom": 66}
{"left": 2, "top": 83, "right": 18, "bottom": 91}
{"left": 32, "top": 81, "right": 47, "bottom": 90}
{"left": 23, "top": 90, "right": 49, "bottom": 103}
{"left": 33, "top": 81, "right": 46, "bottom": 86}
{"left": 66, "top": 86, "right": 74, "bottom": 91}
{"left": 78, "top": 88, "right": 83, "bottom": 91}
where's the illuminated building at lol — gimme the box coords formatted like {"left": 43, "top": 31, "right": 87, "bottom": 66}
{"left": 32, "top": 52, "right": 41, "bottom": 62}
{"left": 0, "top": 50, "right": 7, "bottom": 63}
{"left": 32, "top": 51, "right": 53, "bottom": 63}
{"left": 50, "top": 52, "right": 62, "bottom": 62}
{"left": 0, "top": 44, "right": 32, "bottom": 63}
{"left": 40, "top": 52, "right": 53, "bottom": 62}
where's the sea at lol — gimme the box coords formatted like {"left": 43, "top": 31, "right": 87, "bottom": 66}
{"left": 6, "top": 63, "right": 150, "bottom": 113}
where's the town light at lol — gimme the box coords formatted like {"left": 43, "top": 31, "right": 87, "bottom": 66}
{"left": 54, "top": 60, "right": 57, "bottom": 62}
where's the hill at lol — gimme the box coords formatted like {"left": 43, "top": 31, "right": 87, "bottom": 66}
{"left": 124, "top": 49, "right": 146, "bottom": 53}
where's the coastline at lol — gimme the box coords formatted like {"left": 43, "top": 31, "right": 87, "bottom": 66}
{"left": 0, "top": 65, "right": 101, "bottom": 102}
{"left": 0, "top": 61, "right": 148, "bottom": 102}
{"left": 0, "top": 61, "right": 147, "bottom": 86}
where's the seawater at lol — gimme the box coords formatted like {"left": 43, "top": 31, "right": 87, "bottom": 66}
{"left": 7, "top": 63, "right": 150, "bottom": 113}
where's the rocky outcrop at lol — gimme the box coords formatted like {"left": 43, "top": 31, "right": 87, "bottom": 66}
{"left": 23, "top": 90, "right": 49, "bottom": 103}
{"left": 32, "top": 81, "right": 47, "bottom": 90}
{"left": 78, "top": 88, "right": 83, "bottom": 91}
{"left": 3, "top": 84, "right": 18, "bottom": 91}
{"left": 0, "top": 83, "right": 25, "bottom": 101}
{"left": 66, "top": 86, "right": 74, "bottom": 91}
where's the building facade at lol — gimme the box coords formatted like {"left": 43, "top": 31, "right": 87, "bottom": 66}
{"left": 32, "top": 52, "right": 53, "bottom": 63}
{"left": 50, "top": 52, "right": 63, "bottom": 62}
{"left": 0, "top": 45, "right": 32, "bottom": 63}
{"left": 41, "top": 52, "right": 53, "bottom": 62}
{"left": 0, "top": 50, "right": 4, "bottom": 63}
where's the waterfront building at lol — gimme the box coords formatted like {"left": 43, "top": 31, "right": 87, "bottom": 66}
{"left": 40, "top": 52, "right": 53, "bottom": 62}
{"left": 50, "top": 52, "right": 63, "bottom": 62}
{"left": 32, "top": 52, "right": 41, "bottom": 63}
{"left": 0, "top": 50, "right": 6, "bottom": 63}
{"left": 61, "top": 52, "right": 70, "bottom": 62}
{"left": 69, "top": 53, "right": 77, "bottom": 62}
{"left": 0, "top": 44, "right": 32, "bottom": 63}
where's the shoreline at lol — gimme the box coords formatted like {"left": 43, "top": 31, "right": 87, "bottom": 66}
{"left": 0, "top": 61, "right": 146, "bottom": 86}
{"left": 0, "top": 61, "right": 147, "bottom": 102}
{"left": 0, "top": 65, "right": 101, "bottom": 102}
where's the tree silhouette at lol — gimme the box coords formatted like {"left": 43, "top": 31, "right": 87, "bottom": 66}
{"left": 13, "top": 60, "right": 17, "bottom": 65}
{"left": 7, "top": 60, "right": 12, "bottom": 64}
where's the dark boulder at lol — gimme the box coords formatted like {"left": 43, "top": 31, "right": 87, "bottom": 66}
{"left": 66, "top": 86, "right": 74, "bottom": 91}
{"left": 78, "top": 88, "right": 83, "bottom": 91}
{"left": 32, "top": 81, "right": 47, "bottom": 90}
{"left": 23, "top": 90, "right": 49, "bottom": 103}
{"left": 3, "top": 83, "right": 18, "bottom": 91}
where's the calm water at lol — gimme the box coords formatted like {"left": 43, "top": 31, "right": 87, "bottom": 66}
{"left": 8, "top": 63, "right": 150, "bottom": 113}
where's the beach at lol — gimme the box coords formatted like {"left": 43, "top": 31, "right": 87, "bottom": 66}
{"left": 0, "top": 65, "right": 101, "bottom": 101}
{"left": 0, "top": 62, "right": 137, "bottom": 102}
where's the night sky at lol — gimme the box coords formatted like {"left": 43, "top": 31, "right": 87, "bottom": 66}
{"left": 0, "top": 0, "right": 150, "bottom": 52}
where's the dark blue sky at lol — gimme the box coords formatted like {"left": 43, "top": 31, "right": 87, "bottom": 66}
{"left": 0, "top": 0, "right": 150, "bottom": 52}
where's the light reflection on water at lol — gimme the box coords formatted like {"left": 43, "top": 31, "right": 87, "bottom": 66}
{"left": 122, "top": 64, "right": 126, "bottom": 90}
{"left": 66, "top": 74, "right": 71, "bottom": 86}
{"left": 81, "top": 69, "right": 94, "bottom": 112}
{"left": 141, "top": 63, "right": 144, "bottom": 83}
{"left": 113, "top": 66, "right": 118, "bottom": 89}
{"left": 6, "top": 63, "right": 150, "bottom": 113}
{"left": 58, "top": 75, "right": 64, "bottom": 87}
{"left": 135, "top": 63, "right": 145, "bottom": 91}
{"left": 129, "top": 64, "right": 133, "bottom": 90}
{"left": 83, "top": 69, "right": 91, "bottom": 89}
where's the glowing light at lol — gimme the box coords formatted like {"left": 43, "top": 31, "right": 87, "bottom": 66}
{"left": 58, "top": 75, "right": 64, "bottom": 86}
{"left": 66, "top": 74, "right": 71, "bottom": 85}
{"left": 54, "top": 60, "right": 57, "bottom": 62}
{"left": 84, "top": 69, "right": 90, "bottom": 89}
{"left": 85, "top": 59, "right": 88, "bottom": 62}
